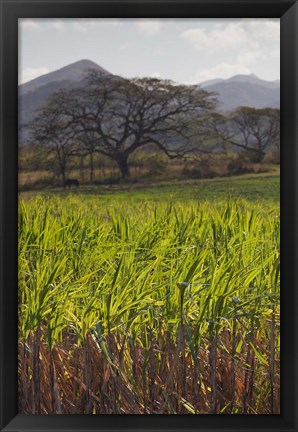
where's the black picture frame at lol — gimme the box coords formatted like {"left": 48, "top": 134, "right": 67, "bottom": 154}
{"left": 0, "top": 1, "right": 297, "bottom": 431}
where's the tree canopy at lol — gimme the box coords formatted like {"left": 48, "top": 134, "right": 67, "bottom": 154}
{"left": 30, "top": 71, "right": 218, "bottom": 179}
{"left": 225, "top": 107, "right": 280, "bottom": 162}
{"left": 29, "top": 72, "right": 280, "bottom": 181}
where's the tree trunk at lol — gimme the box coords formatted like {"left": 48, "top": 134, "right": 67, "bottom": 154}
{"left": 61, "top": 167, "right": 66, "bottom": 184}
{"left": 252, "top": 149, "right": 265, "bottom": 163}
{"left": 61, "top": 166, "right": 67, "bottom": 183}
{"left": 56, "top": 149, "right": 66, "bottom": 183}
{"left": 80, "top": 156, "right": 84, "bottom": 183}
{"left": 244, "top": 148, "right": 265, "bottom": 163}
{"left": 90, "top": 152, "right": 94, "bottom": 183}
{"left": 117, "top": 158, "right": 130, "bottom": 179}
{"left": 258, "top": 150, "right": 265, "bottom": 163}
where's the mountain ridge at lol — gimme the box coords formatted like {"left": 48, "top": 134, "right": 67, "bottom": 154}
{"left": 18, "top": 59, "right": 280, "bottom": 143}
{"left": 200, "top": 74, "right": 280, "bottom": 90}
{"left": 199, "top": 74, "right": 279, "bottom": 111}
{"left": 19, "top": 59, "right": 112, "bottom": 96}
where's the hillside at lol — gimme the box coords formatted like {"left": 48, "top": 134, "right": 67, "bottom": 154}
{"left": 200, "top": 74, "right": 280, "bottom": 110}
{"left": 18, "top": 60, "right": 280, "bottom": 143}
{"left": 19, "top": 60, "right": 113, "bottom": 142}
{"left": 19, "top": 59, "right": 111, "bottom": 96}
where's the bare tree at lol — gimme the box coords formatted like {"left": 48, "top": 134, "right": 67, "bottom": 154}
{"left": 31, "top": 72, "right": 217, "bottom": 179}
{"left": 30, "top": 95, "right": 80, "bottom": 183}
{"left": 225, "top": 107, "right": 280, "bottom": 163}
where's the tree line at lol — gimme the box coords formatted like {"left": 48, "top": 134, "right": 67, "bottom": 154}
{"left": 26, "top": 70, "right": 280, "bottom": 183}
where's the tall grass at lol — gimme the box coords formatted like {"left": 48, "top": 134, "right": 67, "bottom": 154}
{"left": 18, "top": 195, "right": 280, "bottom": 414}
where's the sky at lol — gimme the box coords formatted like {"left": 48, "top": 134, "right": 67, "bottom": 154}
{"left": 19, "top": 18, "right": 280, "bottom": 85}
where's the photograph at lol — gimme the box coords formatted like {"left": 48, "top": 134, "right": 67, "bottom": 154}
{"left": 17, "top": 17, "right": 281, "bottom": 415}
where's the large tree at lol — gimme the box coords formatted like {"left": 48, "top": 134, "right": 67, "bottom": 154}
{"left": 225, "top": 107, "right": 280, "bottom": 162}
{"left": 29, "top": 94, "right": 83, "bottom": 182}
{"left": 29, "top": 77, "right": 111, "bottom": 182}
{"left": 31, "top": 72, "right": 217, "bottom": 179}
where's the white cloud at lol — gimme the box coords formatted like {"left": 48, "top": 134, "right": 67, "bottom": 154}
{"left": 20, "top": 18, "right": 124, "bottom": 33}
{"left": 20, "top": 67, "right": 50, "bottom": 84}
{"left": 19, "top": 19, "right": 40, "bottom": 30}
{"left": 270, "top": 48, "right": 280, "bottom": 59}
{"left": 180, "top": 19, "right": 279, "bottom": 53}
{"left": 195, "top": 63, "right": 251, "bottom": 83}
{"left": 181, "top": 22, "right": 251, "bottom": 52}
{"left": 48, "top": 20, "right": 65, "bottom": 31}
{"left": 19, "top": 19, "right": 65, "bottom": 32}
{"left": 240, "top": 19, "right": 279, "bottom": 42}
{"left": 73, "top": 22, "right": 87, "bottom": 32}
{"left": 150, "top": 72, "right": 161, "bottom": 78}
{"left": 237, "top": 50, "right": 261, "bottom": 66}
{"left": 88, "top": 18, "right": 121, "bottom": 27}
{"left": 71, "top": 19, "right": 121, "bottom": 30}
{"left": 135, "top": 19, "right": 163, "bottom": 35}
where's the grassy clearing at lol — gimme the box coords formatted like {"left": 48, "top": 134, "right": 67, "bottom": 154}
{"left": 18, "top": 176, "right": 280, "bottom": 414}
{"left": 20, "top": 171, "right": 280, "bottom": 203}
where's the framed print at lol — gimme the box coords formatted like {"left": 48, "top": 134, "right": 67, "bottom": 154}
{"left": 0, "top": 0, "right": 297, "bottom": 431}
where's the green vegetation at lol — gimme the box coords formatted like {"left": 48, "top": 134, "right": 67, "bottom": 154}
{"left": 25, "top": 70, "right": 279, "bottom": 182}
{"left": 20, "top": 171, "right": 280, "bottom": 203}
{"left": 18, "top": 175, "right": 280, "bottom": 414}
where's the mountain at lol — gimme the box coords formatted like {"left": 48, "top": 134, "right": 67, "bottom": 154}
{"left": 199, "top": 78, "right": 225, "bottom": 87}
{"left": 18, "top": 61, "right": 280, "bottom": 143}
{"left": 19, "top": 59, "right": 111, "bottom": 96}
{"left": 19, "top": 60, "right": 113, "bottom": 142}
{"left": 224, "top": 74, "right": 280, "bottom": 89}
{"left": 199, "top": 74, "right": 280, "bottom": 111}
